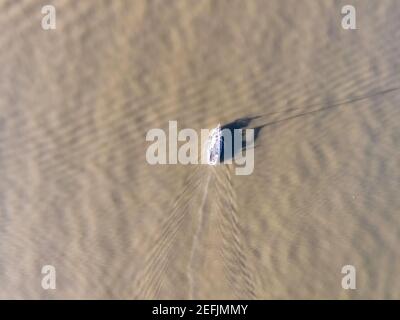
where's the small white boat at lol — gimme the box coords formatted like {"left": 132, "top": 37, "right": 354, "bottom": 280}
{"left": 206, "top": 124, "right": 222, "bottom": 165}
